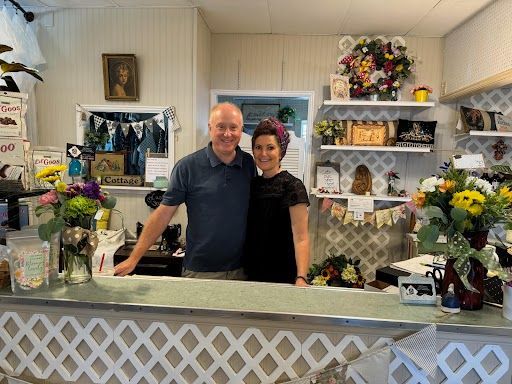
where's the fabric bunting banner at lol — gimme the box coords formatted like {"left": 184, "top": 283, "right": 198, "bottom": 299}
{"left": 282, "top": 324, "right": 437, "bottom": 383}
{"left": 326, "top": 199, "right": 407, "bottom": 228}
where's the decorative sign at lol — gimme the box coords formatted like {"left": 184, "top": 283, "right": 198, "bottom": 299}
{"left": 0, "top": 92, "right": 27, "bottom": 138}
{"left": 67, "top": 143, "right": 96, "bottom": 161}
{"left": 452, "top": 154, "right": 485, "bottom": 169}
{"left": 145, "top": 153, "right": 169, "bottom": 184}
{"left": 31, "top": 147, "right": 66, "bottom": 189}
{"left": 398, "top": 275, "right": 437, "bottom": 305}
{"left": 102, "top": 175, "right": 143, "bottom": 186}
{"left": 90, "top": 152, "right": 124, "bottom": 177}
{"left": 0, "top": 138, "right": 25, "bottom": 165}
{"left": 316, "top": 162, "right": 340, "bottom": 193}
{"left": 347, "top": 196, "right": 374, "bottom": 212}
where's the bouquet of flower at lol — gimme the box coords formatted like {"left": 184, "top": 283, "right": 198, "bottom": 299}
{"left": 413, "top": 164, "right": 512, "bottom": 289}
{"left": 35, "top": 165, "right": 117, "bottom": 241}
{"left": 337, "top": 38, "right": 414, "bottom": 99}
{"left": 314, "top": 120, "right": 345, "bottom": 138}
{"left": 308, "top": 253, "right": 365, "bottom": 288}
{"left": 410, "top": 84, "right": 433, "bottom": 94}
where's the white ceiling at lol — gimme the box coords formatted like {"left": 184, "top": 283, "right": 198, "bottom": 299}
{"left": 16, "top": 0, "right": 494, "bottom": 37}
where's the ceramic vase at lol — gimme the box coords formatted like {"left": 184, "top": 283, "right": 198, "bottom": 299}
{"left": 441, "top": 230, "right": 488, "bottom": 310}
{"left": 322, "top": 136, "right": 335, "bottom": 145}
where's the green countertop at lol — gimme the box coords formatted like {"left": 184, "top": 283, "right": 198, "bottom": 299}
{"left": 1, "top": 275, "right": 511, "bottom": 335}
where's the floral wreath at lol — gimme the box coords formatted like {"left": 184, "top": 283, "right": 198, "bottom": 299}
{"left": 337, "top": 38, "right": 414, "bottom": 99}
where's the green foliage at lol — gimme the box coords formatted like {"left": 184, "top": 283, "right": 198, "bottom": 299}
{"left": 277, "top": 106, "right": 296, "bottom": 123}
{"left": 84, "top": 131, "right": 110, "bottom": 149}
{"left": 313, "top": 120, "right": 345, "bottom": 138}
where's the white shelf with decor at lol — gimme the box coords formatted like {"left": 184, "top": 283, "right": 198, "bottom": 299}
{"left": 320, "top": 145, "right": 431, "bottom": 152}
{"left": 311, "top": 191, "right": 411, "bottom": 203}
{"left": 323, "top": 100, "right": 435, "bottom": 108}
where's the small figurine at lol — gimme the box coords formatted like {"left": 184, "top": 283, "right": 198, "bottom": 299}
{"left": 352, "top": 165, "right": 372, "bottom": 195}
{"left": 441, "top": 283, "right": 461, "bottom": 313}
{"left": 386, "top": 170, "right": 400, "bottom": 196}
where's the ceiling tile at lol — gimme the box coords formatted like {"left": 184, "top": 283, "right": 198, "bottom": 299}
{"left": 340, "top": 0, "right": 439, "bottom": 36}
{"left": 113, "top": 0, "right": 194, "bottom": 7}
{"left": 269, "top": 0, "right": 350, "bottom": 35}
{"left": 193, "top": 0, "right": 270, "bottom": 34}
{"left": 409, "top": 0, "right": 494, "bottom": 37}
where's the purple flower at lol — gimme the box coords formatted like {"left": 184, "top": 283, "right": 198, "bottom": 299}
{"left": 83, "top": 181, "right": 101, "bottom": 200}
{"left": 66, "top": 183, "right": 83, "bottom": 197}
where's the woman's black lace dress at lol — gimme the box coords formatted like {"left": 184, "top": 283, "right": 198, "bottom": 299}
{"left": 245, "top": 171, "right": 309, "bottom": 284}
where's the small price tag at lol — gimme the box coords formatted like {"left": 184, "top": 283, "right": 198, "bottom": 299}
{"left": 348, "top": 197, "right": 374, "bottom": 212}
{"left": 94, "top": 209, "right": 104, "bottom": 220}
{"left": 353, "top": 210, "right": 364, "bottom": 221}
{"left": 452, "top": 154, "right": 485, "bottom": 169}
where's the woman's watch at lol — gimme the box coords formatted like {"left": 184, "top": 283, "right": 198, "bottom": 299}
{"left": 295, "top": 275, "right": 308, "bottom": 283}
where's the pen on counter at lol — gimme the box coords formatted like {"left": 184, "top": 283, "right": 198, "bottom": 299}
{"left": 99, "top": 253, "right": 105, "bottom": 272}
{"left": 420, "top": 262, "right": 445, "bottom": 269}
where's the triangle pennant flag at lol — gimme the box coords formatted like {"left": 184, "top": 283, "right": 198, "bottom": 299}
{"left": 331, "top": 202, "right": 346, "bottom": 221}
{"left": 106, "top": 120, "right": 118, "bottom": 138}
{"left": 132, "top": 121, "right": 144, "bottom": 140}
{"left": 321, "top": 197, "right": 334, "bottom": 213}
{"left": 344, "top": 211, "right": 358, "bottom": 226}
{"left": 145, "top": 118, "right": 154, "bottom": 133}
{"left": 393, "top": 324, "right": 437, "bottom": 379}
{"left": 364, "top": 212, "right": 376, "bottom": 225}
{"left": 392, "top": 204, "right": 406, "bottom": 223}
{"left": 154, "top": 113, "right": 165, "bottom": 131}
{"left": 120, "top": 123, "right": 130, "bottom": 137}
{"left": 376, "top": 209, "right": 392, "bottom": 228}
{"left": 163, "top": 106, "right": 182, "bottom": 131}
{"left": 349, "top": 345, "right": 392, "bottom": 383}
{"left": 93, "top": 115, "right": 105, "bottom": 130}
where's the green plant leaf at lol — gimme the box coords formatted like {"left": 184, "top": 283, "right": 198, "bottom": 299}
{"left": 491, "top": 164, "right": 512, "bottom": 175}
{"left": 423, "top": 206, "right": 448, "bottom": 224}
{"left": 450, "top": 207, "right": 467, "bottom": 222}
{"left": 417, "top": 225, "right": 440, "bottom": 249}
{"left": 35, "top": 204, "right": 51, "bottom": 216}
{"left": 38, "top": 223, "right": 51, "bottom": 241}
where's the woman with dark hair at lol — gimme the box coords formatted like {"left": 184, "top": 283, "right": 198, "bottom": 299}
{"left": 244, "top": 117, "right": 310, "bottom": 286}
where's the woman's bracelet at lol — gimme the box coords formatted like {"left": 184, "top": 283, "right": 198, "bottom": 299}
{"left": 295, "top": 275, "right": 308, "bottom": 283}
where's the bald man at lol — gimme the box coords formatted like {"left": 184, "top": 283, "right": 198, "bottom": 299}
{"left": 115, "top": 103, "right": 256, "bottom": 279}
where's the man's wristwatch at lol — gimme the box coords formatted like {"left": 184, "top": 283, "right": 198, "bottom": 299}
{"left": 295, "top": 275, "right": 308, "bottom": 283}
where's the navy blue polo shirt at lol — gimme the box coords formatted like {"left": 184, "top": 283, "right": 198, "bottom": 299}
{"left": 161, "top": 143, "right": 255, "bottom": 272}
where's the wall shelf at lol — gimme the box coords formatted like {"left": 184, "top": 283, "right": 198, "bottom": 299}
{"left": 323, "top": 100, "right": 435, "bottom": 108}
{"left": 311, "top": 192, "right": 411, "bottom": 203}
{"left": 320, "top": 145, "right": 431, "bottom": 153}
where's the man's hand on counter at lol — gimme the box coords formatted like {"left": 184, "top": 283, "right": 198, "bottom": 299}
{"left": 295, "top": 275, "right": 309, "bottom": 287}
{"left": 114, "top": 258, "right": 138, "bottom": 276}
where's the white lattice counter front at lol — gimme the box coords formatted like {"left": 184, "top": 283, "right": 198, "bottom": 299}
{"left": 0, "top": 276, "right": 511, "bottom": 383}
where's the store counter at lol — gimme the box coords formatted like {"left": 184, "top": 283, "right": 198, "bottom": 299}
{"left": 0, "top": 276, "right": 511, "bottom": 383}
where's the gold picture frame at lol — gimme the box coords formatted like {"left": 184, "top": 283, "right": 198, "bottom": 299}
{"left": 330, "top": 74, "right": 350, "bottom": 101}
{"left": 102, "top": 54, "right": 139, "bottom": 101}
{"left": 90, "top": 152, "right": 125, "bottom": 177}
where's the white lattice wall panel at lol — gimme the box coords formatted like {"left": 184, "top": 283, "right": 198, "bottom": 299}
{"left": 0, "top": 312, "right": 509, "bottom": 384}
{"left": 457, "top": 87, "right": 512, "bottom": 240}
{"left": 314, "top": 74, "right": 414, "bottom": 279}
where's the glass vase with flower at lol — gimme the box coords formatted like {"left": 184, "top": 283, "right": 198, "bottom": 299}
{"left": 413, "top": 164, "right": 512, "bottom": 310}
{"left": 35, "top": 165, "right": 117, "bottom": 284}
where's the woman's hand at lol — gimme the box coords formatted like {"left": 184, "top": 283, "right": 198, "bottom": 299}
{"left": 295, "top": 276, "right": 309, "bottom": 287}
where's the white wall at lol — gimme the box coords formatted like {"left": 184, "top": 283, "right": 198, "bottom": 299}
{"left": 443, "top": 0, "right": 512, "bottom": 95}
{"left": 33, "top": 7, "right": 201, "bottom": 234}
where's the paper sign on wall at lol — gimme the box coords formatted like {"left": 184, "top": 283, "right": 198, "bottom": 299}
{"left": 452, "top": 154, "right": 485, "bottom": 169}
{"left": 348, "top": 197, "right": 374, "bottom": 212}
{"left": 145, "top": 154, "right": 169, "bottom": 183}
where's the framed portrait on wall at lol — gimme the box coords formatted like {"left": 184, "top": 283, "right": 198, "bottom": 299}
{"left": 102, "top": 54, "right": 139, "bottom": 101}
{"left": 330, "top": 74, "right": 350, "bottom": 101}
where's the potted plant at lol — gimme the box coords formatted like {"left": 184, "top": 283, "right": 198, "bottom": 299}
{"left": 413, "top": 164, "right": 512, "bottom": 309}
{"left": 277, "top": 106, "right": 296, "bottom": 124}
{"left": 1, "top": 44, "right": 43, "bottom": 92}
{"left": 410, "top": 84, "right": 433, "bottom": 102}
{"left": 314, "top": 120, "right": 345, "bottom": 145}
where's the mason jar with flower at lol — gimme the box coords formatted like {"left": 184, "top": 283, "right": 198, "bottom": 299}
{"left": 314, "top": 120, "right": 345, "bottom": 145}
{"left": 413, "top": 165, "right": 512, "bottom": 310}
{"left": 35, "top": 165, "right": 117, "bottom": 284}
